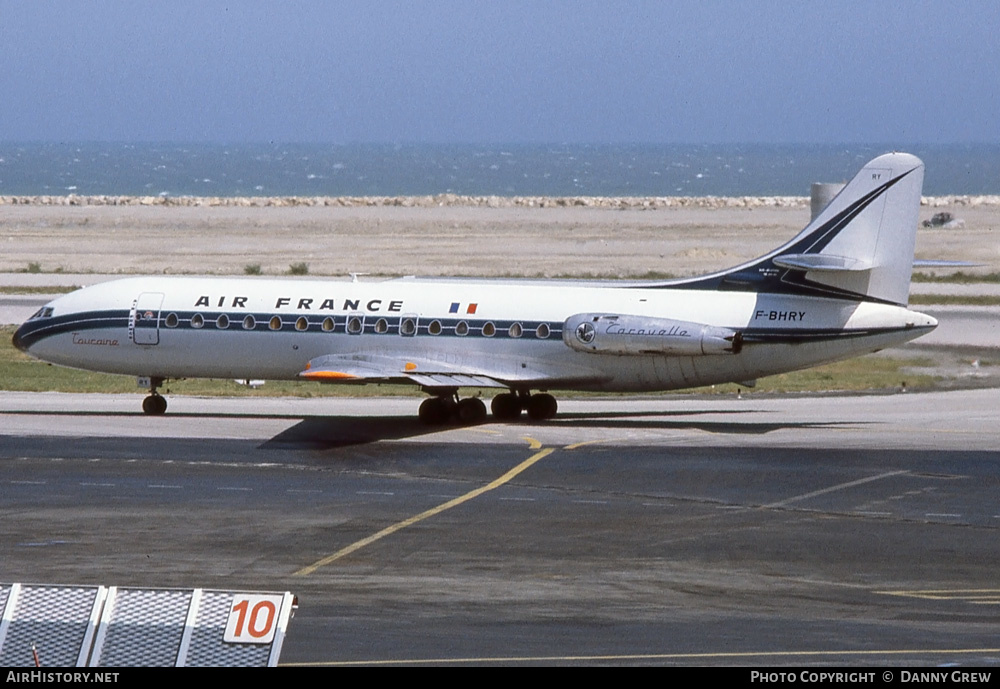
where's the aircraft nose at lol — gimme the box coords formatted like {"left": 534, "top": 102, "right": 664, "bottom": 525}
{"left": 12, "top": 323, "right": 29, "bottom": 352}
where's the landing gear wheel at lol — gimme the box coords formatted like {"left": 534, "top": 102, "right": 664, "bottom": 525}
{"left": 491, "top": 393, "right": 522, "bottom": 421}
{"left": 142, "top": 394, "right": 167, "bottom": 416}
{"left": 456, "top": 397, "right": 488, "bottom": 424}
{"left": 526, "top": 393, "right": 558, "bottom": 421}
{"left": 418, "top": 397, "right": 452, "bottom": 425}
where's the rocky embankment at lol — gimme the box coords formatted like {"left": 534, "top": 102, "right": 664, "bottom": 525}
{"left": 3, "top": 194, "right": 999, "bottom": 210}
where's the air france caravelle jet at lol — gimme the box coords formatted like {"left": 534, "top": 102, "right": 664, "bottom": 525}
{"left": 13, "top": 153, "right": 937, "bottom": 423}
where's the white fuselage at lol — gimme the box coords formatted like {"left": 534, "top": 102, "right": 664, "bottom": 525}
{"left": 18, "top": 275, "right": 937, "bottom": 393}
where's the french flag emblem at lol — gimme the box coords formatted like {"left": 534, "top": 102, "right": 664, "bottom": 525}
{"left": 449, "top": 302, "right": 478, "bottom": 314}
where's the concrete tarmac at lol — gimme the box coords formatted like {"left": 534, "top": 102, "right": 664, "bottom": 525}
{"left": 2, "top": 389, "right": 999, "bottom": 666}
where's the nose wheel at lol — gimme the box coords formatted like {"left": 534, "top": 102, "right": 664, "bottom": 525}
{"left": 141, "top": 377, "right": 168, "bottom": 415}
{"left": 142, "top": 394, "right": 168, "bottom": 415}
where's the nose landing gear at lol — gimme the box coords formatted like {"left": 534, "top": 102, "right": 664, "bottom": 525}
{"left": 141, "top": 376, "right": 167, "bottom": 415}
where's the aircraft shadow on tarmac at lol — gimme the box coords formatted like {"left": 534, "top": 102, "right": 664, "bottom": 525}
{"left": 262, "top": 415, "right": 447, "bottom": 448}
{"left": 0, "top": 408, "right": 866, "bottom": 450}
{"left": 259, "top": 409, "right": 866, "bottom": 449}
{"left": 549, "top": 410, "right": 863, "bottom": 435}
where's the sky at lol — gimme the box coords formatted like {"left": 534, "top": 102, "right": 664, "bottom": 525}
{"left": 0, "top": 1, "right": 997, "bottom": 144}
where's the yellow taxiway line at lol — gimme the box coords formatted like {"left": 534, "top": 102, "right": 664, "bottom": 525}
{"left": 294, "top": 436, "right": 553, "bottom": 576}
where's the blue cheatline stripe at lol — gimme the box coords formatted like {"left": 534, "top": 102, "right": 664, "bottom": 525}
{"left": 16, "top": 309, "right": 930, "bottom": 352}
{"left": 16, "top": 310, "right": 566, "bottom": 345}
{"left": 741, "top": 324, "right": 934, "bottom": 344}
{"left": 13, "top": 310, "right": 131, "bottom": 349}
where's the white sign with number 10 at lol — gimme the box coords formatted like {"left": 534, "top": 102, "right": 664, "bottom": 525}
{"left": 224, "top": 594, "right": 283, "bottom": 643}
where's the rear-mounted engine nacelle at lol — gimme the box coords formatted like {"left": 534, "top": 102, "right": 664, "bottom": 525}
{"left": 563, "top": 313, "right": 742, "bottom": 356}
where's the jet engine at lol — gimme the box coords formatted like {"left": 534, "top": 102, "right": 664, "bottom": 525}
{"left": 563, "top": 313, "right": 742, "bottom": 356}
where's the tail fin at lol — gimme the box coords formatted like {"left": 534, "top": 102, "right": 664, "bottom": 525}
{"left": 671, "top": 153, "right": 925, "bottom": 306}
{"left": 771, "top": 152, "right": 925, "bottom": 305}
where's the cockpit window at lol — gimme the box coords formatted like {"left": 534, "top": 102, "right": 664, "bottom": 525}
{"left": 29, "top": 307, "right": 54, "bottom": 320}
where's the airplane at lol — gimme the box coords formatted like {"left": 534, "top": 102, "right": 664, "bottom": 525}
{"left": 13, "top": 152, "right": 937, "bottom": 423}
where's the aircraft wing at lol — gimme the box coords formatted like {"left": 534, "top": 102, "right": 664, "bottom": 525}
{"left": 298, "top": 353, "right": 609, "bottom": 389}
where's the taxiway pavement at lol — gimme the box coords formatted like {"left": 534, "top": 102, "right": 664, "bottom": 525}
{"left": 2, "top": 389, "right": 999, "bottom": 665}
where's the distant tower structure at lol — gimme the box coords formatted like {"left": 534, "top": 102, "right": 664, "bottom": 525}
{"left": 810, "top": 182, "right": 845, "bottom": 221}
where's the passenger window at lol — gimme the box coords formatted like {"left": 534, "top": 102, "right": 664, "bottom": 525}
{"left": 269, "top": 316, "right": 282, "bottom": 331}
{"left": 482, "top": 322, "right": 496, "bottom": 337}
{"left": 374, "top": 318, "right": 388, "bottom": 334}
{"left": 295, "top": 316, "right": 309, "bottom": 331}
{"left": 190, "top": 313, "right": 205, "bottom": 329}
{"left": 428, "top": 320, "right": 442, "bottom": 335}
{"left": 216, "top": 314, "right": 230, "bottom": 329}
{"left": 347, "top": 316, "right": 363, "bottom": 334}
{"left": 535, "top": 323, "right": 550, "bottom": 339}
{"left": 164, "top": 313, "right": 179, "bottom": 328}
{"left": 322, "top": 317, "right": 335, "bottom": 332}
{"left": 455, "top": 321, "right": 469, "bottom": 336}
{"left": 243, "top": 315, "right": 256, "bottom": 330}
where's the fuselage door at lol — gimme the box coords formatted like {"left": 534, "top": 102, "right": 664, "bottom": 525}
{"left": 131, "top": 292, "right": 164, "bottom": 345}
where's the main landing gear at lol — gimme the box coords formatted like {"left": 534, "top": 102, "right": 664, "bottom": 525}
{"left": 418, "top": 393, "right": 487, "bottom": 425}
{"left": 491, "top": 391, "right": 557, "bottom": 421}
{"left": 141, "top": 376, "right": 168, "bottom": 416}
{"left": 418, "top": 390, "right": 558, "bottom": 425}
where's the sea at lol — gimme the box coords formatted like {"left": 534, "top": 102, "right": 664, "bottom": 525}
{"left": 0, "top": 142, "right": 996, "bottom": 198}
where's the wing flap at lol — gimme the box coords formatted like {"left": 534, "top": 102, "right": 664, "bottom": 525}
{"left": 298, "top": 352, "right": 609, "bottom": 389}
{"left": 405, "top": 373, "right": 506, "bottom": 388}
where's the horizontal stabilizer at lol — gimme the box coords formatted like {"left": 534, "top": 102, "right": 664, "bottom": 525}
{"left": 913, "top": 260, "right": 983, "bottom": 268}
{"left": 772, "top": 254, "right": 873, "bottom": 273}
